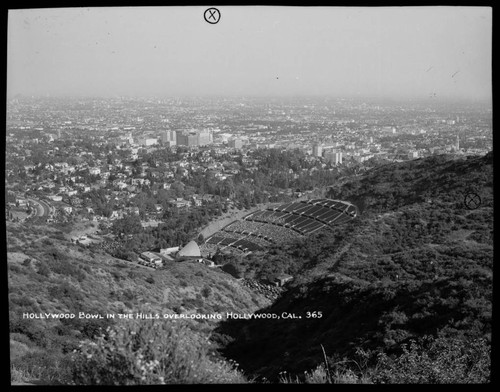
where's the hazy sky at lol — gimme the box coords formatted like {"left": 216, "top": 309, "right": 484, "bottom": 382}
{"left": 7, "top": 6, "right": 492, "bottom": 100}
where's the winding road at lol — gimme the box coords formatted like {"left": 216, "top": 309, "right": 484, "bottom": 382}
{"left": 26, "top": 197, "right": 52, "bottom": 222}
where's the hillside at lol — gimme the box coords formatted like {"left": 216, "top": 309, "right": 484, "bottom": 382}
{"left": 7, "top": 222, "right": 271, "bottom": 384}
{"left": 8, "top": 152, "right": 493, "bottom": 384}
{"left": 214, "top": 152, "right": 493, "bottom": 382}
{"left": 331, "top": 152, "right": 493, "bottom": 213}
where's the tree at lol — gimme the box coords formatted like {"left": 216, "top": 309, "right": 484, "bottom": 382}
{"left": 221, "top": 263, "right": 241, "bottom": 279}
{"left": 111, "top": 214, "right": 143, "bottom": 237}
{"left": 37, "top": 262, "right": 51, "bottom": 277}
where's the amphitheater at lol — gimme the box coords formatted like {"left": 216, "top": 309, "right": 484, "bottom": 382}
{"left": 200, "top": 198, "right": 358, "bottom": 256}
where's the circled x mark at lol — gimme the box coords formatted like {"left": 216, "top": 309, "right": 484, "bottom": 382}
{"left": 464, "top": 193, "right": 481, "bottom": 210}
{"left": 204, "top": 8, "right": 221, "bottom": 24}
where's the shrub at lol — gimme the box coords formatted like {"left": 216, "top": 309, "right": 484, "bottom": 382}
{"left": 52, "top": 232, "right": 67, "bottom": 241}
{"left": 370, "top": 335, "right": 491, "bottom": 383}
{"left": 9, "top": 264, "right": 22, "bottom": 273}
{"left": 11, "top": 365, "right": 32, "bottom": 384}
{"left": 11, "top": 349, "right": 73, "bottom": 384}
{"left": 280, "top": 333, "right": 490, "bottom": 385}
{"left": 201, "top": 285, "right": 212, "bottom": 299}
{"left": 182, "top": 297, "right": 204, "bottom": 309}
{"left": 10, "top": 332, "right": 33, "bottom": 347}
{"left": 47, "top": 282, "right": 84, "bottom": 309}
{"left": 279, "top": 363, "right": 364, "bottom": 384}
{"left": 221, "top": 263, "right": 241, "bottom": 279}
{"left": 121, "top": 289, "right": 135, "bottom": 302}
{"left": 42, "top": 248, "right": 87, "bottom": 280}
{"left": 37, "top": 261, "right": 51, "bottom": 277}
{"left": 10, "top": 294, "right": 37, "bottom": 309}
{"left": 16, "top": 322, "right": 50, "bottom": 348}
{"left": 10, "top": 339, "right": 32, "bottom": 363}
{"left": 70, "top": 320, "right": 246, "bottom": 384}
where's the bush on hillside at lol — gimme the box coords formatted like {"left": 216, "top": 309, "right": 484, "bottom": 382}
{"left": 221, "top": 263, "right": 242, "bottom": 279}
{"left": 279, "top": 334, "right": 490, "bottom": 384}
{"left": 9, "top": 315, "right": 50, "bottom": 348}
{"left": 70, "top": 319, "right": 246, "bottom": 384}
{"left": 371, "top": 335, "right": 490, "bottom": 383}
{"left": 10, "top": 348, "right": 73, "bottom": 384}
{"left": 37, "top": 261, "right": 51, "bottom": 277}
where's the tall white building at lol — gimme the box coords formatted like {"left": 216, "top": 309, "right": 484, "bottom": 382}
{"left": 324, "top": 151, "right": 342, "bottom": 165}
{"left": 197, "top": 129, "right": 213, "bottom": 146}
{"left": 228, "top": 138, "right": 243, "bottom": 149}
{"left": 312, "top": 143, "right": 323, "bottom": 157}
{"left": 161, "top": 130, "right": 177, "bottom": 147}
{"left": 161, "top": 130, "right": 176, "bottom": 142}
{"left": 176, "top": 129, "right": 213, "bottom": 147}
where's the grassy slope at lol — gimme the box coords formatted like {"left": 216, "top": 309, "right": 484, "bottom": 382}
{"left": 8, "top": 222, "right": 271, "bottom": 383}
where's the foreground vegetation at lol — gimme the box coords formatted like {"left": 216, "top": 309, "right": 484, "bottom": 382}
{"left": 279, "top": 334, "right": 490, "bottom": 384}
{"left": 8, "top": 223, "right": 269, "bottom": 385}
{"left": 71, "top": 320, "right": 246, "bottom": 384}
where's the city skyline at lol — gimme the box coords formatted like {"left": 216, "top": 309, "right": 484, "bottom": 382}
{"left": 7, "top": 6, "right": 492, "bottom": 101}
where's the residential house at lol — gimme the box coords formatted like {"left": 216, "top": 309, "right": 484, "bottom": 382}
{"left": 139, "top": 251, "right": 163, "bottom": 267}
{"left": 168, "top": 198, "right": 191, "bottom": 209}
{"left": 48, "top": 194, "right": 63, "bottom": 202}
{"left": 15, "top": 198, "right": 28, "bottom": 207}
{"left": 110, "top": 210, "right": 123, "bottom": 220}
{"left": 52, "top": 201, "right": 73, "bottom": 214}
{"left": 192, "top": 196, "right": 203, "bottom": 207}
{"left": 274, "top": 274, "right": 294, "bottom": 287}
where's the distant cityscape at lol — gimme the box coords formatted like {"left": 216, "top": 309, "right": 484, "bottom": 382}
{"left": 5, "top": 95, "right": 492, "bottom": 229}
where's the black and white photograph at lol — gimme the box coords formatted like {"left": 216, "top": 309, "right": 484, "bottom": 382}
{"left": 6, "top": 5, "right": 493, "bottom": 385}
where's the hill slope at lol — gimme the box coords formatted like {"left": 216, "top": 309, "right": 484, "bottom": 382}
{"left": 214, "top": 152, "right": 493, "bottom": 381}
{"left": 7, "top": 223, "right": 271, "bottom": 383}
